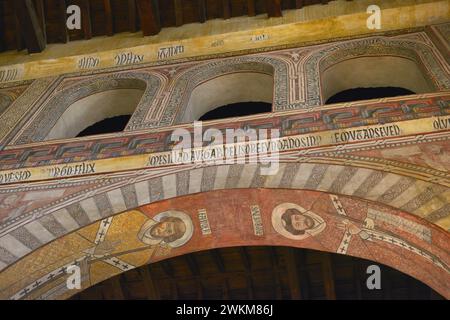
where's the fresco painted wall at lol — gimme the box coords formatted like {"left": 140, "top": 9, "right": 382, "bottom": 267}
{"left": 0, "top": 24, "right": 448, "bottom": 300}
{"left": 0, "top": 189, "right": 448, "bottom": 300}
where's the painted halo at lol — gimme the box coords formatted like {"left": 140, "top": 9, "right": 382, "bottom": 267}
{"left": 271, "top": 202, "right": 326, "bottom": 240}
{"left": 152, "top": 210, "right": 194, "bottom": 248}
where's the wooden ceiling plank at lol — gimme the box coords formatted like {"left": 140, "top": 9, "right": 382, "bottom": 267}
{"left": 282, "top": 248, "right": 302, "bottom": 300}
{"left": 109, "top": 275, "right": 125, "bottom": 300}
{"left": 352, "top": 257, "right": 363, "bottom": 299}
{"left": 0, "top": 3, "right": 4, "bottom": 52}
{"left": 14, "top": 6, "right": 26, "bottom": 51}
{"left": 58, "top": 0, "right": 69, "bottom": 44}
{"left": 238, "top": 247, "right": 255, "bottom": 299}
{"left": 212, "top": 249, "right": 225, "bottom": 273}
{"left": 128, "top": 0, "right": 138, "bottom": 32}
{"left": 140, "top": 265, "right": 161, "bottom": 300}
{"left": 247, "top": 0, "right": 256, "bottom": 16}
{"left": 34, "top": 0, "right": 47, "bottom": 43}
{"left": 161, "top": 260, "right": 175, "bottom": 278}
{"left": 173, "top": 0, "right": 183, "bottom": 27}
{"left": 295, "top": 0, "right": 303, "bottom": 9}
{"left": 320, "top": 253, "right": 337, "bottom": 300}
{"left": 103, "top": 0, "right": 114, "bottom": 36}
{"left": 239, "top": 247, "right": 251, "bottom": 271}
{"left": 197, "top": 282, "right": 204, "bottom": 299}
{"left": 267, "top": 0, "right": 282, "bottom": 18}
{"left": 80, "top": 0, "right": 92, "bottom": 39}
{"left": 14, "top": 0, "right": 46, "bottom": 53}
{"left": 222, "top": 0, "right": 231, "bottom": 20}
{"left": 269, "top": 247, "right": 283, "bottom": 299}
{"left": 185, "top": 255, "right": 200, "bottom": 276}
{"left": 222, "top": 278, "right": 230, "bottom": 299}
{"left": 136, "top": 0, "right": 161, "bottom": 36}
{"left": 298, "top": 250, "right": 311, "bottom": 299}
{"left": 198, "top": 0, "right": 207, "bottom": 23}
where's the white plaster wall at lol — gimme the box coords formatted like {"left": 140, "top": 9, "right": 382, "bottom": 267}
{"left": 46, "top": 89, "right": 144, "bottom": 140}
{"left": 182, "top": 72, "right": 274, "bottom": 122}
{"left": 321, "top": 56, "right": 433, "bottom": 102}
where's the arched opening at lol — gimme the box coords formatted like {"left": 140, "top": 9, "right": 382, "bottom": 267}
{"left": 71, "top": 246, "right": 444, "bottom": 300}
{"left": 199, "top": 102, "right": 272, "bottom": 121}
{"left": 45, "top": 88, "right": 144, "bottom": 140}
{"left": 326, "top": 87, "right": 415, "bottom": 104}
{"left": 321, "top": 56, "right": 432, "bottom": 104}
{"left": 181, "top": 72, "right": 274, "bottom": 122}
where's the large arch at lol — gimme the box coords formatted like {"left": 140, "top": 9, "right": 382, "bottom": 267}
{"left": 13, "top": 72, "right": 162, "bottom": 144}
{"left": 0, "top": 188, "right": 448, "bottom": 300}
{"left": 303, "top": 37, "right": 450, "bottom": 106}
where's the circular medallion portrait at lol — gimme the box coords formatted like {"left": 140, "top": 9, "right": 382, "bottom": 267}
{"left": 138, "top": 210, "right": 194, "bottom": 248}
{"left": 271, "top": 203, "right": 326, "bottom": 240}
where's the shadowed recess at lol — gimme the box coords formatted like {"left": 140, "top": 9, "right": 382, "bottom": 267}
{"left": 199, "top": 102, "right": 272, "bottom": 121}
{"left": 76, "top": 115, "right": 131, "bottom": 137}
{"left": 326, "top": 87, "right": 415, "bottom": 104}
{"left": 72, "top": 246, "right": 444, "bottom": 300}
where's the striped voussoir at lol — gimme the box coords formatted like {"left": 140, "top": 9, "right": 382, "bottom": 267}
{"left": 0, "top": 161, "right": 448, "bottom": 272}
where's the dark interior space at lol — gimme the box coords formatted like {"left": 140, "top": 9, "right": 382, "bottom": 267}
{"left": 199, "top": 102, "right": 272, "bottom": 121}
{"left": 326, "top": 87, "right": 415, "bottom": 104}
{"left": 76, "top": 115, "right": 131, "bottom": 137}
{"left": 71, "top": 246, "right": 443, "bottom": 300}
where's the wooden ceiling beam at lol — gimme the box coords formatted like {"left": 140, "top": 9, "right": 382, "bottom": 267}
{"left": 185, "top": 255, "right": 200, "bottom": 276}
{"left": 320, "top": 253, "right": 337, "bottom": 300}
{"left": 80, "top": 0, "right": 92, "bottom": 39}
{"left": 269, "top": 247, "right": 283, "bottom": 299}
{"left": 12, "top": 2, "right": 25, "bottom": 51}
{"left": 128, "top": 0, "right": 138, "bottom": 32}
{"left": 352, "top": 257, "right": 363, "bottom": 299}
{"left": 198, "top": 0, "right": 207, "bottom": 23}
{"left": 33, "top": 0, "right": 47, "bottom": 43}
{"left": 14, "top": 0, "right": 46, "bottom": 53}
{"left": 238, "top": 247, "right": 255, "bottom": 299}
{"left": 266, "top": 0, "right": 282, "bottom": 18}
{"left": 173, "top": 0, "right": 183, "bottom": 27}
{"left": 282, "top": 248, "right": 302, "bottom": 300}
{"left": 239, "top": 247, "right": 251, "bottom": 270}
{"left": 247, "top": 0, "right": 256, "bottom": 17}
{"left": 197, "top": 282, "right": 204, "bottom": 299}
{"left": 103, "top": 0, "right": 114, "bottom": 36}
{"left": 212, "top": 249, "right": 225, "bottom": 273}
{"left": 109, "top": 275, "right": 125, "bottom": 299}
{"left": 161, "top": 260, "right": 175, "bottom": 278}
{"left": 58, "top": 0, "right": 69, "bottom": 43}
{"left": 298, "top": 250, "right": 311, "bottom": 299}
{"left": 0, "top": 4, "right": 4, "bottom": 52}
{"left": 222, "top": 278, "right": 230, "bottom": 299}
{"left": 140, "top": 264, "right": 161, "bottom": 300}
{"left": 295, "top": 0, "right": 303, "bottom": 9}
{"left": 222, "top": 0, "right": 231, "bottom": 20}
{"left": 137, "top": 0, "right": 161, "bottom": 36}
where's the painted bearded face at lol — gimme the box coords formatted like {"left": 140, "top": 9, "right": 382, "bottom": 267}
{"left": 281, "top": 209, "right": 315, "bottom": 236}
{"left": 150, "top": 221, "right": 177, "bottom": 238}
{"left": 148, "top": 217, "right": 186, "bottom": 243}
{"left": 291, "top": 213, "right": 312, "bottom": 231}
